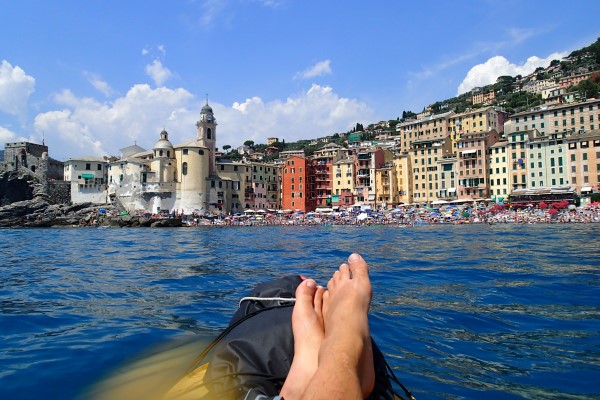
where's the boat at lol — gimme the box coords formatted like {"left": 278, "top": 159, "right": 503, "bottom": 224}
{"left": 161, "top": 276, "right": 415, "bottom": 400}
{"left": 87, "top": 276, "right": 415, "bottom": 400}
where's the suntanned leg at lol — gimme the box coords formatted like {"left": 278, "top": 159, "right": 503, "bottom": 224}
{"left": 301, "top": 253, "right": 375, "bottom": 400}
{"left": 280, "top": 279, "right": 325, "bottom": 400}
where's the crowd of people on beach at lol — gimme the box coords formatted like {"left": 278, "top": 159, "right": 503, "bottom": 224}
{"left": 180, "top": 202, "right": 600, "bottom": 227}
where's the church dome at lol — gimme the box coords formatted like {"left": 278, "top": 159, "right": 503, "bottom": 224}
{"left": 201, "top": 104, "right": 213, "bottom": 114}
{"left": 153, "top": 130, "right": 174, "bottom": 153}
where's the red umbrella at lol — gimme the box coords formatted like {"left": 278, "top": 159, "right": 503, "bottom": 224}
{"left": 548, "top": 208, "right": 558, "bottom": 215}
{"left": 539, "top": 202, "right": 548, "bottom": 209}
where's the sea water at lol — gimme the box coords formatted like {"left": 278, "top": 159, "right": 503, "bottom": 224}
{"left": 0, "top": 224, "right": 599, "bottom": 399}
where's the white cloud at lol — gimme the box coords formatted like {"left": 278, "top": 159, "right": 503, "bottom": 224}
{"left": 141, "top": 48, "right": 150, "bottom": 56}
{"left": 0, "top": 126, "right": 17, "bottom": 142}
{"left": 145, "top": 60, "right": 173, "bottom": 86}
{"left": 31, "top": 82, "right": 371, "bottom": 161}
{"left": 0, "top": 60, "right": 35, "bottom": 119}
{"left": 34, "top": 85, "right": 195, "bottom": 159}
{"left": 199, "top": 0, "right": 226, "bottom": 29}
{"left": 457, "top": 52, "right": 566, "bottom": 94}
{"left": 221, "top": 83, "right": 372, "bottom": 145}
{"left": 295, "top": 60, "right": 332, "bottom": 80}
{"left": 84, "top": 72, "right": 114, "bottom": 96}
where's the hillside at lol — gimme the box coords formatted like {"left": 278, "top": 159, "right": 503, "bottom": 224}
{"left": 222, "top": 38, "right": 600, "bottom": 160}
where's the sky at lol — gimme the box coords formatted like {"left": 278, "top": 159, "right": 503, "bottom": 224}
{"left": 1, "top": 0, "right": 599, "bottom": 161}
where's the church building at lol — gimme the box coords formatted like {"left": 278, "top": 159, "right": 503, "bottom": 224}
{"left": 107, "top": 102, "right": 231, "bottom": 214}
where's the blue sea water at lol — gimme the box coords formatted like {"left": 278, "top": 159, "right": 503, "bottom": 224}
{"left": 0, "top": 224, "right": 599, "bottom": 400}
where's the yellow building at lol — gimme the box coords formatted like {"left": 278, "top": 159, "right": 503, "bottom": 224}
{"left": 410, "top": 136, "right": 453, "bottom": 204}
{"left": 448, "top": 106, "right": 507, "bottom": 152}
{"left": 333, "top": 157, "right": 356, "bottom": 207}
{"left": 395, "top": 111, "right": 454, "bottom": 153}
{"left": 393, "top": 154, "right": 412, "bottom": 205}
{"left": 488, "top": 140, "right": 510, "bottom": 201}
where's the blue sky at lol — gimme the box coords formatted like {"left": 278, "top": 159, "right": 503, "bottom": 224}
{"left": 1, "top": 0, "right": 599, "bottom": 161}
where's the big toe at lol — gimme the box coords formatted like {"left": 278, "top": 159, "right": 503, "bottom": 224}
{"left": 295, "top": 279, "right": 318, "bottom": 305}
{"left": 348, "top": 253, "right": 368, "bottom": 278}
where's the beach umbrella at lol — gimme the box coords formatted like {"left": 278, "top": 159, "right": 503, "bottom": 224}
{"left": 461, "top": 211, "right": 470, "bottom": 218}
{"left": 357, "top": 213, "right": 369, "bottom": 221}
{"left": 430, "top": 212, "right": 439, "bottom": 217}
{"left": 539, "top": 202, "right": 548, "bottom": 209}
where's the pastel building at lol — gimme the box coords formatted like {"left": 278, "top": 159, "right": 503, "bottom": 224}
{"left": 507, "top": 130, "right": 537, "bottom": 191}
{"left": 312, "top": 143, "right": 350, "bottom": 209}
{"left": 456, "top": 130, "right": 500, "bottom": 199}
{"left": 410, "top": 136, "right": 453, "bottom": 204}
{"left": 395, "top": 111, "right": 454, "bottom": 153}
{"left": 548, "top": 99, "right": 600, "bottom": 135}
{"left": 504, "top": 107, "right": 553, "bottom": 136}
{"left": 448, "top": 106, "right": 508, "bottom": 153}
{"left": 393, "top": 154, "right": 413, "bottom": 205}
{"left": 488, "top": 140, "right": 510, "bottom": 201}
{"left": 436, "top": 155, "right": 458, "bottom": 201}
{"left": 216, "top": 160, "right": 248, "bottom": 214}
{"left": 332, "top": 157, "right": 356, "bottom": 207}
{"left": 566, "top": 129, "right": 600, "bottom": 196}
{"left": 64, "top": 156, "right": 109, "bottom": 204}
{"left": 248, "top": 161, "right": 279, "bottom": 210}
{"left": 354, "top": 147, "right": 393, "bottom": 207}
{"left": 527, "top": 131, "right": 569, "bottom": 188}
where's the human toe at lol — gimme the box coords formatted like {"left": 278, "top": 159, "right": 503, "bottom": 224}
{"left": 348, "top": 253, "right": 368, "bottom": 278}
{"left": 296, "top": 279, "right": 318, "bottom": 303}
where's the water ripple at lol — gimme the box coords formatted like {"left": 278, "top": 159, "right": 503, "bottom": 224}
{"left": 1, "top": 225, "right": 599, "bottom": 399}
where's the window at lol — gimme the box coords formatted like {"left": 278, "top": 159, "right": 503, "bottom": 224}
{"left": 86, "top": 163, "right": 91, "bottom": 170}
{"left": 199, "top": 150, "right": 204, "bottom": 155}
{"left": 182, "top": 162, "right": 188, "bottom": 175}
{"left": 183, "top": 149, "right": 188, "bottom": 155}
{"left": 97, "top": 164, "right": 102, "bottom": 170}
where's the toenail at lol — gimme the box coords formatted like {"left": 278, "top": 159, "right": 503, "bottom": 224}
{"left": 348, "top": 253, "right": 362, "bottom": 263}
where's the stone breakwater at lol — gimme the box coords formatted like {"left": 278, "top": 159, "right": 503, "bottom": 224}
{"left": 0, "top": 199, "right": 182, "bottom": 228}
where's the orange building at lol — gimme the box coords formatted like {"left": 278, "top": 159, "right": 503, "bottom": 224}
{"left": 280, "top": 156, "right": 314, "bottom": 212}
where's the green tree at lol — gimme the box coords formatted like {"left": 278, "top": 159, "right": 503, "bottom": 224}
{"left": 222, "top": 144, "right": 231, "bottom": 153}
{"left": 574, "top": 78, "right": 599, "bottom": 99}
{"left": 243, "top": 140, "right": 255, "bottom": 147}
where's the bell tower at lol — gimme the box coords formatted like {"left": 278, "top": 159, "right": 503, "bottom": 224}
{"left": 196, "top": 99, "right": 217, "bottom": 176}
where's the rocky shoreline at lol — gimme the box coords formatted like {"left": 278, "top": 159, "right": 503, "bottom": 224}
{"left": 0, "top": 169, "right": 181, "bottom": 228}
{"left": 0, "top": 197, "right": 182, "bottom": 228}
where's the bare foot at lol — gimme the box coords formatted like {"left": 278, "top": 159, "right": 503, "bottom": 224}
{"left": 280, "top": 279, "right": 325, "bottom": 400}
{"left": 321, "top": 253, "right": 375, "bottom": 398}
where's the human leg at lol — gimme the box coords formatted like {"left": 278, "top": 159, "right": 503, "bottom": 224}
{"left": 279, "top": 279, "right": 325, "bottom": 400}
{"left": 301, "top": 253, "right": 375, "bottom": 400}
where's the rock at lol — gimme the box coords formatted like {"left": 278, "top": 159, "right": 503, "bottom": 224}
{"left": 150, "top": 218, "right": 182, "bottom": 228}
